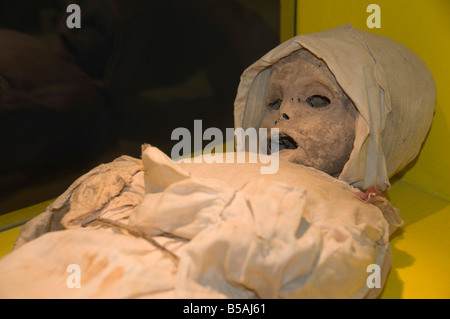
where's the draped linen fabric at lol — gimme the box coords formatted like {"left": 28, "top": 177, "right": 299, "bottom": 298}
{"left": 0, "top": 25, "right": 431, "bottom": 298}
{"left": 0, "top": 146, "right": 402, "bottom": 298}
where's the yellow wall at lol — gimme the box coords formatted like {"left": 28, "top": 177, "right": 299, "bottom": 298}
{"left": 280, "top": 0, "right": 297, "bottom": 42}
{"left": 291, "top": 0, "right": 450, "bottom": 200}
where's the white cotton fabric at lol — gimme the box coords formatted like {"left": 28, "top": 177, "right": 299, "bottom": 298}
{"left": 1, "top": 26, "right": 422, "bottom": 298}
{"left": 234, "top": 25, "right": 436, "bottom": 191}
{"left": 0, "top": 146, "right": 400, "bottom": 298}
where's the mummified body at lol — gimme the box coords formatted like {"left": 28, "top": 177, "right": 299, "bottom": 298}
{"left": 260, "top": 49, "right": 358, "bottom": 177}
{"left": 0, "top": 26, "right": 436, "bottom": 299}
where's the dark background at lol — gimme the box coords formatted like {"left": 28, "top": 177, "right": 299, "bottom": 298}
{"left": 0, "top": 0, "right": 280, "bottom": 214}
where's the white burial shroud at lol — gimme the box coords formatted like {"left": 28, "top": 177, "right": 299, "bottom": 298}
{"left": 0, "top": 145, "right": 402, "bottom": 298}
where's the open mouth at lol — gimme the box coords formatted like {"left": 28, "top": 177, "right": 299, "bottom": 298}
{"left": 267, "top": 133, "right": 298, "bottom": 154}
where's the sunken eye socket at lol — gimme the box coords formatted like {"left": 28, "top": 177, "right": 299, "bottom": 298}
{"left": 306, "top": 95, "right": 331, "bottom": 108}
{"left": 268, "top": 99, "right": 282, "bottom": 110}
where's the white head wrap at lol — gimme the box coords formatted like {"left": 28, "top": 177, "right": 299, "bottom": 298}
{"left": 234, "top": 25, "right": 436, "bottom": 191}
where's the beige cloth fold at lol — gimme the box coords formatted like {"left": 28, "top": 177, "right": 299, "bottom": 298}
{"left": 234, "top": 25, "right": 436, "bottom": 191}
{"left": 1, "top": 26, "right": 424, "bottom": 298}
{"left": 0, "top": 146, "right": 400, "bottom": 298}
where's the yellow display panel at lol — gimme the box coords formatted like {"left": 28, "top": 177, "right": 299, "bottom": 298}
{"left": 289, "top": 0, "right": 450, "bottom": 298}
{"left": 280, "top": 0, "right": 297, "bottom": 42}
{"left": 0, "top": 200, "right": 54, "bottom": 258}
{"left": 383, "top": 180, "right": 450, "bottom": 298}
{"left": 295, "top": 0, "right": 450, "bottom": 201}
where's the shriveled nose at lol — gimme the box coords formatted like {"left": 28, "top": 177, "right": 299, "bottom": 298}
{"left": 279, "top": 98, "right": 297, "bottom": 121}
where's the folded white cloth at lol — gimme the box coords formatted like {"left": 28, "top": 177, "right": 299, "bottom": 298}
{"left": 0, "top": 145, "right": 401, "bottom": 298}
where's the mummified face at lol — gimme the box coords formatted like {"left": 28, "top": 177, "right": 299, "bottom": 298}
{"left": 260, "top": 49, "right": 358, "bottom": 177}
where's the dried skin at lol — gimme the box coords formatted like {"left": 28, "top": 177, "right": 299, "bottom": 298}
{"left": 61, "top": 163, "right": 143, "bottom": 227}
{"left": 260, "top": 49, "right": 358, "bottom": 177}
{"left": 14, "top": 156, "right": 144, "bottom": 249}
